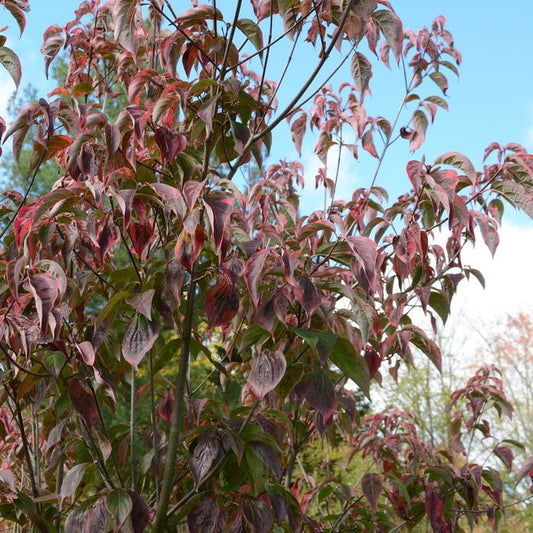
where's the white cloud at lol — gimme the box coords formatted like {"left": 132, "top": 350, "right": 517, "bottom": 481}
{"left": 448, "top": 222, "right": 533, "bottom": 326}
{"left": 297, "top": 143, "right": 360, "bottom": 215}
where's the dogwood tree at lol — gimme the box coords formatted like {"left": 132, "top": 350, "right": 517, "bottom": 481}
{"left": 1, "top": 1, "right": 533, "bottom": 531}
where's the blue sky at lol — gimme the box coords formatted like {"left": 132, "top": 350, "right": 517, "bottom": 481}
{"left": 2, "top": 1, "right": 533, "bottom": 227}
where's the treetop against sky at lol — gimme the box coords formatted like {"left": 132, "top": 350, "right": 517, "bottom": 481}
{"left": 2, "top": 0, "right": 533, "bottom": 223}
{"left": 0, "top": 2, "right": 532, "bottom": 531}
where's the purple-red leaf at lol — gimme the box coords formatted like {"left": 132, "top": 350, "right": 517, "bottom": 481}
{"left": 245, "top": 249, "right": 269, "bottom": 308}
{"left": 69, "top": 378, "right": 99, "bottom": 430}
{"left": 205, "top": 276, "right": 239, "bottom": 328}
{"left": 129, "top": 221, "right": 154, "bottom": 260}
{"left": 154, "top": 126, "right": 186, "bottom": 164}
{"left": 150, "top": 183, "right": 186, "bottom": 219}
{"left": 126, "top": 289, "right": 155, "bottom": 321}
{"left": 361, "top": 473, "right": 382, "bottom": 512}
{"left": 494, "top": 445, "right": 514, "bottom": 470}
{"left": 165, "top": 259, "right": 185, "bottom": 304}
{"left": 290, "top": 112, "right": 307, "bottom": 156}
{"left": 76, "top": 341, "right": 96, "bottom": 366}
{"left": 248, "top": 350, "right": 286, "bottom": 400}
{"left": 242, "top": 496, "right": 273, "bottom": 533}
{"left": 190, "top": 435, "right": 220, "bottom": 488}
{"left": 187, "top": 493, "right": 218, "bottom": 533}
{"left": 29, "top": 273, "right": 60, "bottom": 337}
{"left": 113, "top": 0, "right": 140, "bottom": 53}
{"left": 296, "top": 369, "right": 337, "bottom": 421}
{"left": 516, "top": 455, "right": 533, "bottom": 485}
{"left": 296, "top": 275, "right": 321, "bottom": 316}
{"left": 122, "top": 316, "right": 160, "bottom": 369}
{"left": 204, "top": 191, "right": 233, "bottom": 253}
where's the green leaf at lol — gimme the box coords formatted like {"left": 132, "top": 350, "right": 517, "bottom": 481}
{"left": 434, "top": 151, "right": 476, "bottom": 184}
{"left": 294, "top": 328, "right": 337, "bottom": 364}
{"left": 350, "top": 52, "right": 372, "bottom": 99}
{"left": 96, "top": 290, "right": 129, "bottom": 326}
{"left": 428, "top": 291, "right": 450, "bottom": 324}
{"left": 236, "top": 19, "right": 264, "bottom": 61}
{"left": 429, "top": 71, "right": 448, "bottom": 94}
{"left": 60, "top": 463, "right": 90, "bottom": 503}
{"left": 330, "top": 338, "right": 371, "bottom": 398}
{"left": 240, "top": 324, "right": 270, "bottom": 355}
{"left": 373, "top": 10, "right": 403, "bottom": 62}
{"left": 0, "top": 46, "right": 22, "bottom": 89}
{"left": 106, "top": 488, "right": 133, "bottom": 530}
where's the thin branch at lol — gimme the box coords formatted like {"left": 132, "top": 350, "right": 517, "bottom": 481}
{"left": 152, "top": 268, "right": 197, "bottom": 532}
{"left": 219, "top": 0, "right": 242, "bottom": 78}
{"left": 6, "top": 387, "right": 39, "bottom": 498}
{"left": 0, "top": 148, "right": 46, "bottom": 241}
{"left": 227, "top": 0, "right": 354, "bottom": 181}
{"left": 149, "top": 351, "right": 160, "bottom": 501}
{"left": 130, "top": 367, "right": 137, "bottom": 491}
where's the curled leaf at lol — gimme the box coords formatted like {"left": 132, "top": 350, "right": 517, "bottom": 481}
{"left": 122, "top": 316, "right": 160, "bottom": 369}
{"left": 248, "top": 350, "right": 286, "bottom": 399}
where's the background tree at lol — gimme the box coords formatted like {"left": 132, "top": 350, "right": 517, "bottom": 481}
{"left": 0, "top": 1, "right": 533, "bottom": 532}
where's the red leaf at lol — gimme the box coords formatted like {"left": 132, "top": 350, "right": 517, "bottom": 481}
{"left": 29, "top": 273, "right": 60, "bottom": 337}
{"left": 69, "top": 378, "right": 99, "bottom": 430}
{"left": 248, "top": 350, "right": 287, "bottom": 399}
{"left": 183, "top": 179, "right": 206, "bottom": 210}
{"left": 174, "top": 226, "right": 205, "bottom": 271}
{"left": 154, "top": 126, "right": 186, "bottom": 164}
{"left": 190, "top": 435, "right": 220, "bottom": 488}
{"left": 362, "top": 129, "right": 378, "bottom": 158}
{"left": 290, "top": 112, "right": 307, "bottom": 156}
{"left": 158, "top": 392, "right": 175, "bottom": 426}
{"left": 122, "top": 316, "right": 160, "bottom": 369}
{"left": 150, "top": 183, "right": 186, "bottom": 219}
{"left": 204, "top": 191, "right": 233, "bottom": 253}
{"left": 296, "top": 275, "right": 321, "bottom": 316}
{"left": 494, "top": 445, "right": 514, "bottom": 470}
{"left": 361, "top": 473, "right": 382, "bottom": 512}
{"left": 245, "top": 249, "right": 269, "bottom": 308}
{"left": 129, "top": 221, "right": 154, "bottom": 259}
{"left": 205, "top": 275, "right": 239, "bottom": 328}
